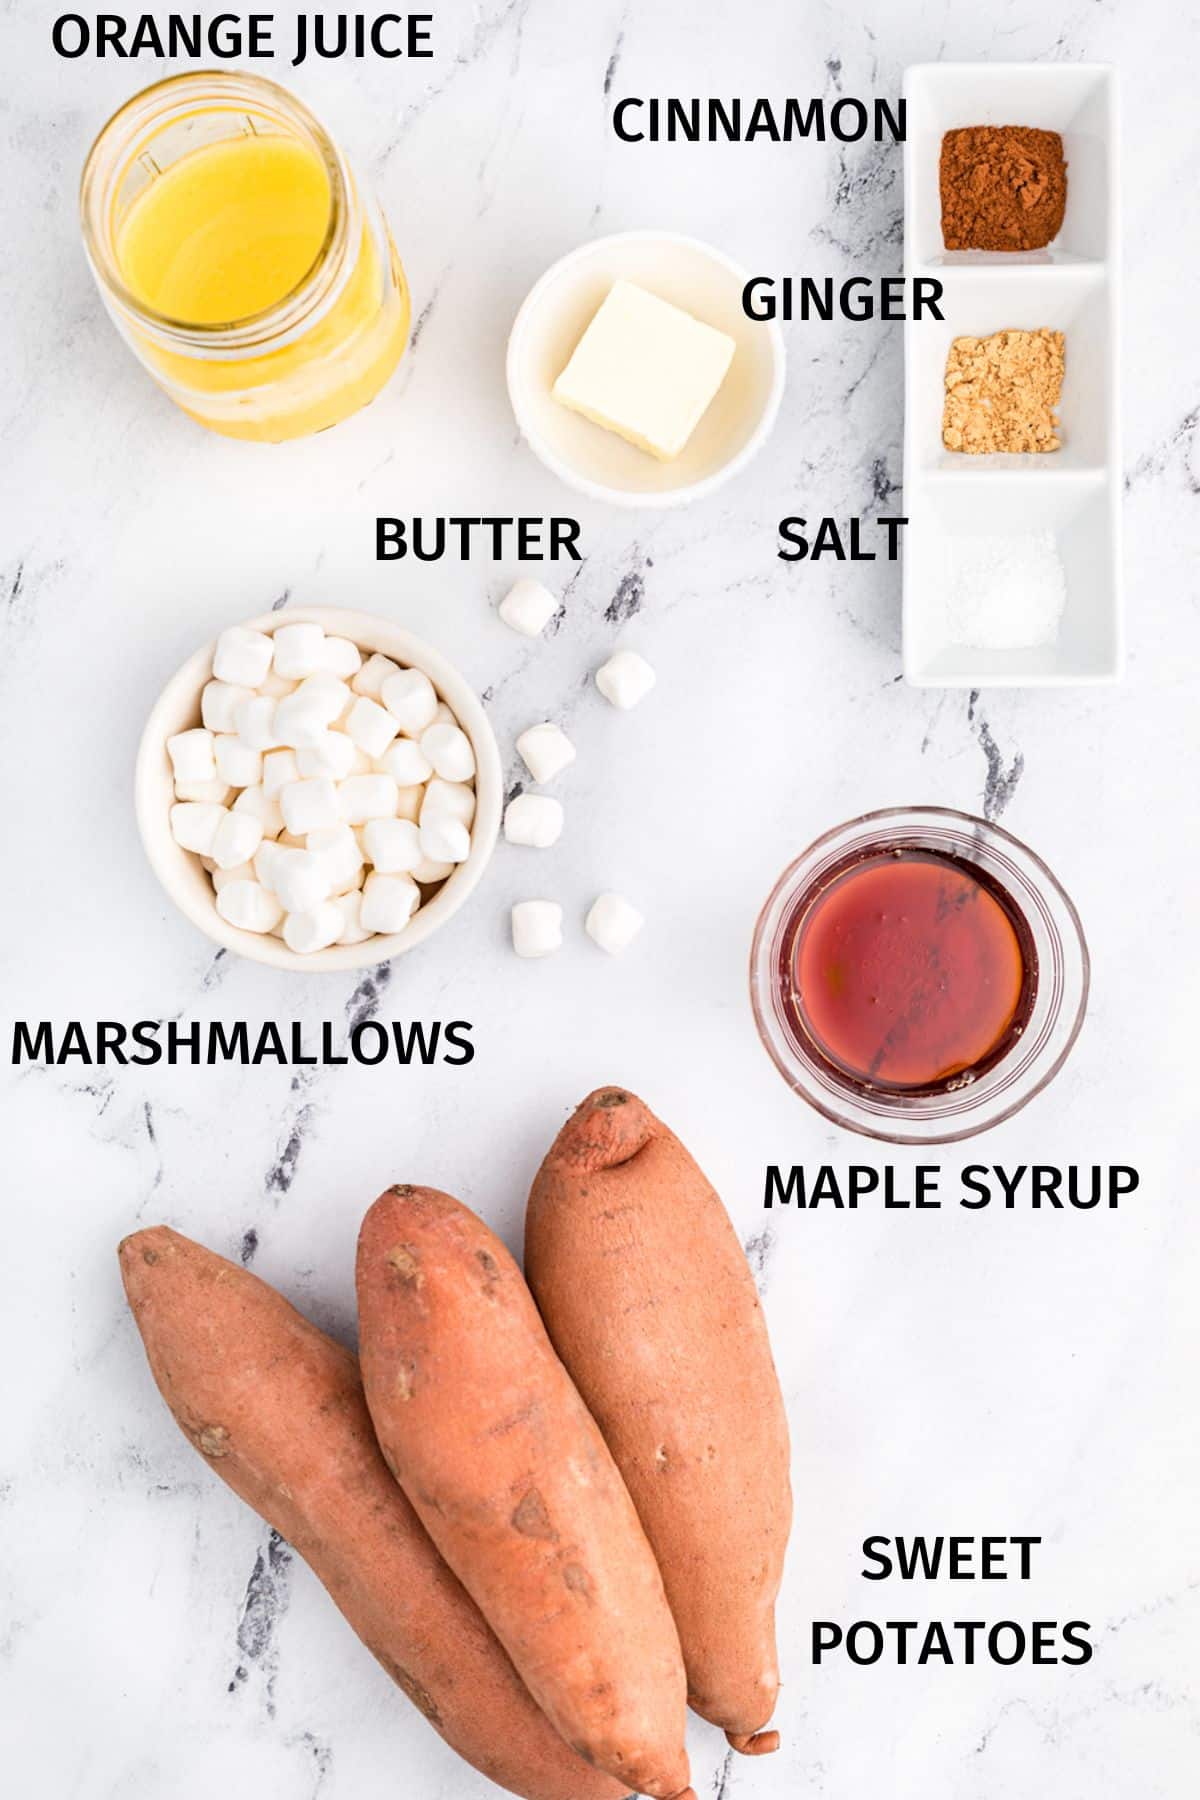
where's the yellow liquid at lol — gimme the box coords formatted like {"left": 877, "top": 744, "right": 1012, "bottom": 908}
{"left": 117, "top": 134, "right": 332, "bottom": 324}
{"left": 113, "top": 131, "right": 408, "bottom": 440}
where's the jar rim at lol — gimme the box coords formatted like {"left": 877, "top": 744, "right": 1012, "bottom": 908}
{"left": 79, "top": 69, "right": 350, "bottom": 345}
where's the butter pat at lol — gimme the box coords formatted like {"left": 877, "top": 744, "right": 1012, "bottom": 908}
{"left": 553, "top": 279, "right": 736, "bottom": 462}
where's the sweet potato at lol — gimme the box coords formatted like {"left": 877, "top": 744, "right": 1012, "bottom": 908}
{"left": 525, "top": 1089, "right": 792, "bottom": 1754}
{"left": 356, "top": 1186, "right": 693, "bottom": 1800}
{"left": 119, "top": 1226, "right": 625, "bottom": 1800}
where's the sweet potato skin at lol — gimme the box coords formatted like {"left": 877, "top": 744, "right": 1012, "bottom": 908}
{"left": 119, "top": 1226, "right": 625, "bottom": 1800}
{"left": 356, "top": 1187, "right": 692, "bottom": 1800}
{"left": 525, "top": 1089, "right": 792, "bottom": 1751}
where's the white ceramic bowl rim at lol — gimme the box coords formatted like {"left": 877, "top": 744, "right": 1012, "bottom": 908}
{"left": 506, "top": 228, "right": 786, "bottom": 509}
{"left": 135, "top": 606, "right": 502, "bottom": 973}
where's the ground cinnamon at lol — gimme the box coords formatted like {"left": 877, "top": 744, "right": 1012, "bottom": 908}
{"left": 940, "top": 126, "right": 1067, "bottom": 252}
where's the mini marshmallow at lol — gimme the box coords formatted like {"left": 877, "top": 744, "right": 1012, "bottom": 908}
{"left": 271, "top": 622, "right": 327, "bottom": 680}
{"left": 297, "top": 730, "right": 357, "bottom": 781}
{"left": 233, "top": 783, "right": 284, "bottom": 840}
{"left": 596, "top": 650, "right": 656, "bottom": 710}
{"left": 170, "top": 801, "right": 226, "bottom": 855}
{"left": 420, "top": 721, "right": 475, "bottom": 782}
{"left": 361, "top": 872, "right": 421, "bottom": 935}
{"left": 499, "top": 577, "right": 558, "bottom": 638}
{"left": 420, "top": 779, "right": 475, "bottom": 826}
{"left": 217, "top": 880, "right": 284, "bottom": 935}
{"left": 167, "top": 728, "right": 216, "bottom": 784}
{"left": 363, "top": 816, "right": 422, "bottom": 874}
{"left": 210, "top": 809, "right": 264, "bottom": 871}
{"left": 306, "top": 823, "right": 364, "bottom": 894}
{"left": 279, "top": 777, "right": 340, "bottom": 836}
{"left": 413, "top": 855, "right": 453, "bottom": 884}
{"left": 270, "top": 847, "right": 333, "bottom": 914}
{"left": 213, "top": 734, "right": 263, "bottom": 789}
{"left": 381, "top": 667, "right": 438, "bottom": 735}
{"left": 213, "top": 626, "right": 273, "bottom": 688}
{"left": 394, "top": 784, "right": 423, "bottom": 823}
{"left": 201, "top": 680, "right": 253, "bottom": 734}
{"left": 333, "top": 890, "right": 372, "bottom": 944}
{"left": 233, "top": 695, "right": 280, "bottom": 752}
{"left": 585, "top": 892, "right": 644, "bottom": 956}
{"left": 283, "top": 901, "right": 344, "bottom": 955}
{"left": 322, "top": 636, "right": 362, "bottom": 679}
{"left": 516, "top": 722, "right": 576, "bottom": 785}
{"left": 258, "top": 670, "right": 297, "bottom": 699}
{"left": 378, "top": 737, "right": 433, "bottom": 787}
{"left": 504, "top": 793, "right": 563, "bottom": 849}
{"left": 174, "top": 778, "right": 231, "bottom": 805}
{"left": 211, "top": 861, "right": 256, "bottom": 892}
{"left": 352, "top": 652, "right": 400, "bottom": 698}
{"left": 432, "top": 702, "right": 457, "bottom": 727}
{"left": 419, "top": 814, "right": 471, "bottom": 865}
{"left": 253, "top": 840, "right": 284, "bottom": 891}
{"left": 338, "top": 773, "right": 399, "bottom": 824}
{"left": 511, "top": 900, "right": 563, "bottom": 959}
{"left": 262, "top": 749, "right": 299, "bottom": 798}
{"left": 346, "top": 695, "right": 400, "bottom": 760}
{"left": 274, "top": 683, "right": 341, "bottom": 749}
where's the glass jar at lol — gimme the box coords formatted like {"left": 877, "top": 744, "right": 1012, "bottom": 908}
{"left": 80, "top": 72, "right": 410, "bottom": 441}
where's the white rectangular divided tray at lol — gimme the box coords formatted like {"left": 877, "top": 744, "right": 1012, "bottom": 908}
{"left": 902, "top": 64, "right": 1121, "bottom": 686}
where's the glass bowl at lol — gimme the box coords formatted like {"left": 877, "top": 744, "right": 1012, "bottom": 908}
{"left": 749, "top": 807, "right": 1089, "bottom": 1144}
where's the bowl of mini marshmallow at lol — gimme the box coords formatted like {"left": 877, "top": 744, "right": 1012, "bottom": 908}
{"left": 136, "top": 608, "right": 502, "bottom": 970}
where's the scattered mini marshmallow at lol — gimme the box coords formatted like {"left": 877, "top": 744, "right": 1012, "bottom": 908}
{"left": 170, "top": 801, "right": 225, "bottom": 856}
{"left": 217, "top": 880, "right": 284, "bottom": 935}
{"left": 213, "top": 626, "right": 273, "bottom": 688}
{"left": 253, "top": 840, "right": 283, "bottom": 891}
{"left": 352, "top": 652, "right": 400, "bottom": 698}
{"left": 274, "top": 678, "right": 349, "bottom": 748}
{"left": 272, "top": 622, "right": 327, "bottom": 680}
{"left": 420, "top": 778, "right": 475, "bottom": 827}
{"left": 346, "top": 694, "right": 400, "bottom": 760}
{"left": 174, "top": 778, "right": 231, "bottom": 805}
{"left": 298, "top": 673, "right": 353, "bottom": 722}
{"left": 233, "top": 783, "right": 284, "bottom": 839}
{"left": 420, "top": 813, "right": 471, "bottom": 865}
{"left": 511, "top": 900, "right": 563, "bottom": 959}
{"left": 322, "top": 636, "right": 362, "bottom": 679}
{"left": 516, "top": 722, "right": 575, "bottom": 785}
{"left": 279, "top": 777, "right": 340, "bottom": 836}
{"left": 233, "top": 695, "right": 280, "bottom": 752}
{"left": 306, "top": 822, "right": 364, "bottom": 894}
{"left": 210, "top": 809, "right": 264, "bottom": 871}
{"left": 393, "top": 784, "right": 423, "bottom": 822}
{"left": 499, "top": 577, "right": 558, "bottom": 638}
{"left": 381, "top": 666, "right": 438, "bottom": 735}
{"left": 201, "top": 680, "right": 253, "bottom": 734}
{"left": 596, "top": 650, "right": 656, "bottom": 710}
{"left": 338, "top": 773, "right": 400, "bottom": 824}
{"left": 412, "top": 855, "right": 453, "bottom": 884}
{"left": 270, "top": 847, "right": 333, "bottom": 914}
{"left": 363, "top": 816, "right": 422, "bottom": 874}
{"left": 213, "top": 734, "right": 263, "bottom": 789}
{"left": 378, "top": 737, "right": 432, "bottom": 787}
{"left": 361, "top": 871, "right": 421, "bottom": 934}
{"left": 504, "top": 793, "right": 564, "bottom": 849}
{"left": 258, "top": 670, "right": 297, "bottom": 700}
{"left": 283, "top": 901, "right": 344, "bottom": 954}
{"left": 421, "top": 721, "right": 475, "bottom": 781}
{"left": 297, "top": 730, "right": 357, "bottom": 781}
{"left": 585, "top": 892, "right": 644, "bottom": 956}
{"left": 211, "top": 861, "right": 256, "bottom": 892}
{"left": 262, "top": 749, "right": 299, "bottom": 798}
{"left": 333, "top": 890, "right": 372, "bottom": 944}
{"left": 167, "top": 728, "right": 216, "bottom": 785}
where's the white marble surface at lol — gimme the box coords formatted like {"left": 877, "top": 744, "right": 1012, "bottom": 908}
{"left": 2, "top": 1, "right": 1198, "bottom": 1796}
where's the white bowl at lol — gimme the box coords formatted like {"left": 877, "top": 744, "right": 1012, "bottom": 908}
{"left": 136, "top": 607, "right": 502, "bottom": 971}
{"left": 506, "top": 230, "right": 785, "bottom": 508}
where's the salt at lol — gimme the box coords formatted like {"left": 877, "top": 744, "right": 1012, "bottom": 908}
{"left": 934, "top": 531, "right": 1067, "bottom": 650}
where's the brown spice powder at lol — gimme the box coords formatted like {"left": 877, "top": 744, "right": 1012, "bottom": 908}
{"left": 942, "top": 329, "right": 1065, "bottom": 455}
{"left": 940, "top": 126, "right": 1067, "bottom": 252}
